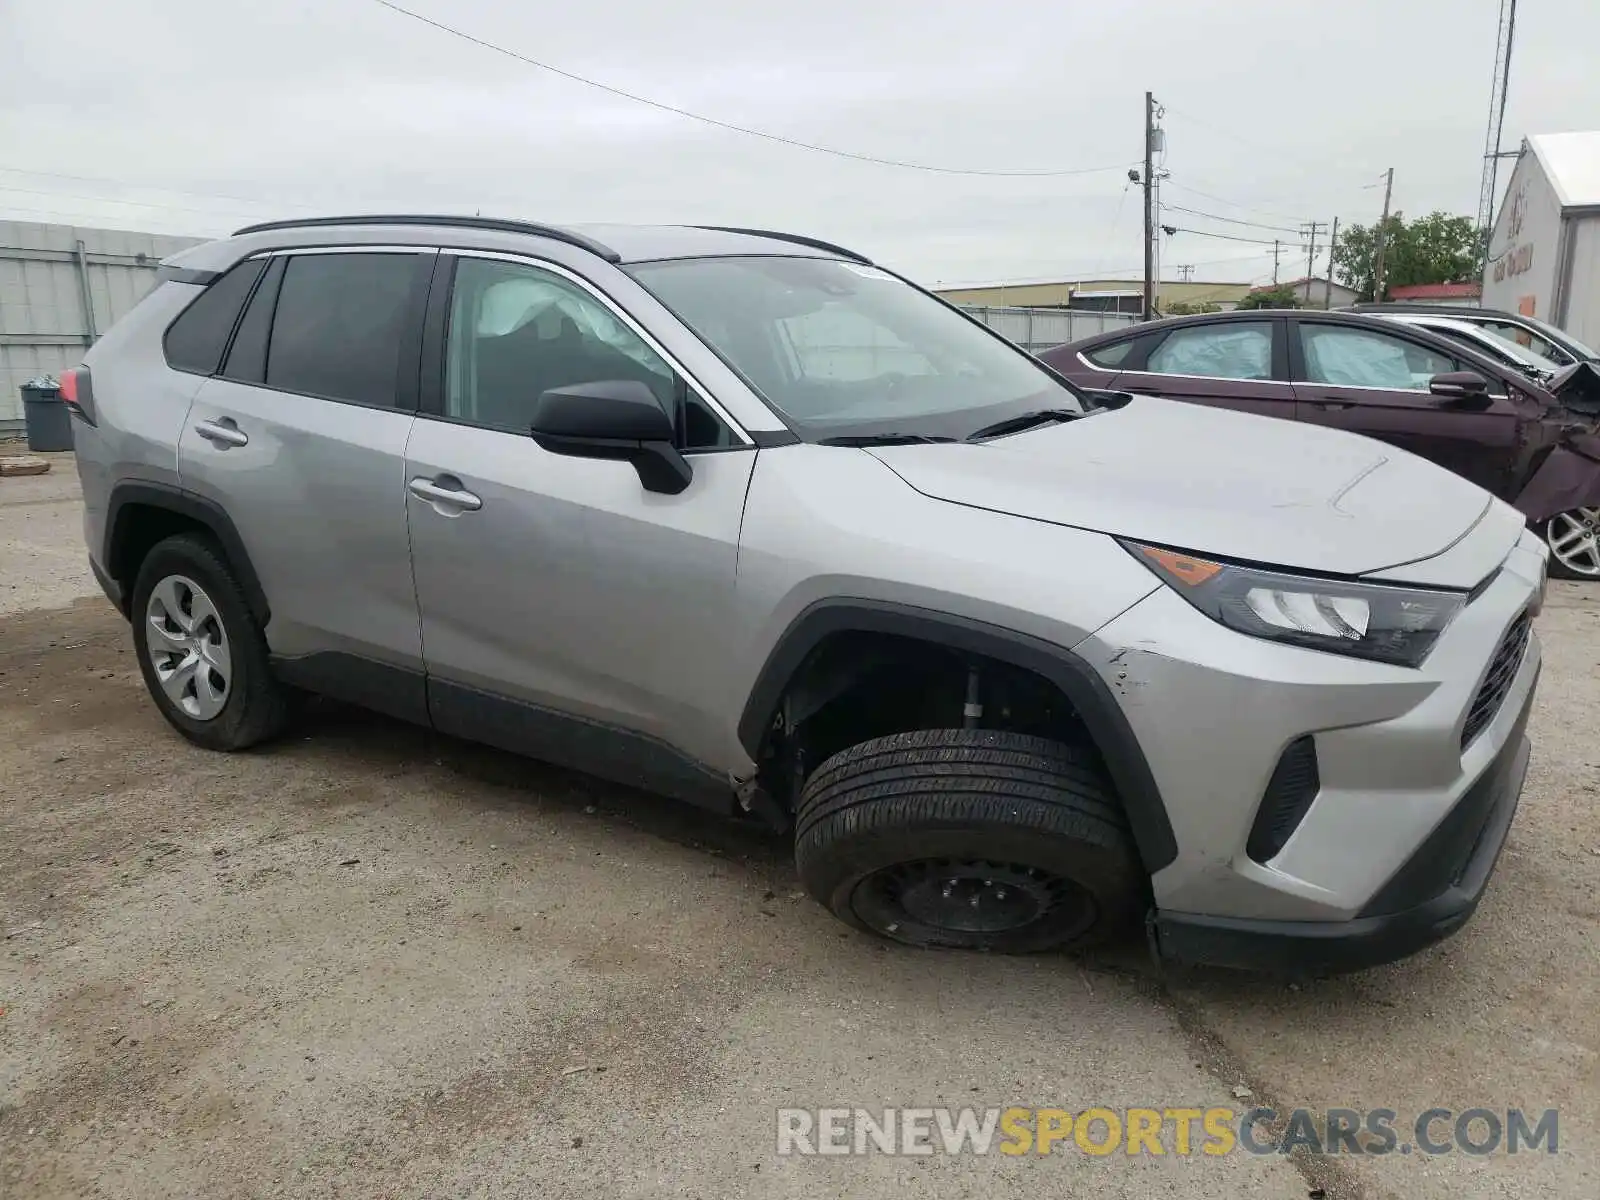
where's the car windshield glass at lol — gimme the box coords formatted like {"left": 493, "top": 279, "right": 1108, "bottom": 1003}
{"left": 1520, "top": 314, "right": 1600, "bottom": 361}
{"left": 627, "top": 256, "right": 1082, "bottom": 439}
{"left": 1473, "top": 326, "right": 1561, "bottom": 372}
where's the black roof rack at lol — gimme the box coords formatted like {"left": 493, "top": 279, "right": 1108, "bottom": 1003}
{"left": 229, "top": 214, "right": 621, "bottom": 263}
{"left": 693, "top": 226, "right": 870, "bottom": 264}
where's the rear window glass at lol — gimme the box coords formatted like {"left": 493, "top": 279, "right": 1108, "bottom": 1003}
{"left": 1147, "top": 322, "right": 1273, "bottom": 380}
{"left": 1084, "top": 339, "right": 1135, "bottom": 368}
{"left": 162, "top": 259, "right": 266, "bottom": 375}
{"left": 265, "top": 253, "right": 417, "bottom": 407}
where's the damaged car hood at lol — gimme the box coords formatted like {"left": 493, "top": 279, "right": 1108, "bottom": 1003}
{"left": 1549, "top": 360, "right": 1600, "bottom": 415}
{"left": 869, "top": 397, "right": 1501, "bottom": 577}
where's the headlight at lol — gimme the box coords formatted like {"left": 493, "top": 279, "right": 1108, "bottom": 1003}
{"left": 1122, "top": 541, "right": 1465, "bottom": 667}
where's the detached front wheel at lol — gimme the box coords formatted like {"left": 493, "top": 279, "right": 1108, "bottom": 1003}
{"left": 794, "top": 729, "right": 1143, "bottom": 953}
{"left": 1542, "top": 507, "right": 1600, "bottom": 580}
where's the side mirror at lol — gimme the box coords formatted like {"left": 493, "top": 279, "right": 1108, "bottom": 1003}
{"left": 530, "top": 380, "right": 693, "bottom": 495}
{"left": 1428, "top": 371, "right": 1493, "bottom": 410}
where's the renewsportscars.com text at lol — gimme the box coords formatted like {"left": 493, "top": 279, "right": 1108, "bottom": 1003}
{"left": 776, "top": 1106, "right": 1559, "bottom": 1158}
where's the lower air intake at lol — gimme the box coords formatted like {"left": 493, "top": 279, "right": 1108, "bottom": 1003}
{"left": 1246, "top": 736, "right": 1320, "bottom": 864}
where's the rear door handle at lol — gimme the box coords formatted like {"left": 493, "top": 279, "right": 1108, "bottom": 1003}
{"left": 194, "top": 418, "right": 249, "bottom": 448}
{"left": 1123, "top": 385, "right": 1164, "bottom": 396}
{"left": 1307, "top": 399, "right": 1357, "bottom": 411}
{"left": 408, "top": 476, "right": 483, "bottom": 513}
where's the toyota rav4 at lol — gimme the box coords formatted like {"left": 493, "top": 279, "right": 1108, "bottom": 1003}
{"left": 65, "top": 216, "right": 1546, "bottom": 972}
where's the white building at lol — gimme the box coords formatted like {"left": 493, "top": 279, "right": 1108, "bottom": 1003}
{"left": 1480, "top": 132, "right": 1600, "bottom": 347}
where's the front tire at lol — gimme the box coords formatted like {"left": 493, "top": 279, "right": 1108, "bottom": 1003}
{"left": 1542, "top": 508, "right": 1600, "bottom": 580}
{"left": 794, "top": 729, "right": 1143, "bottom": 953}
{"left": 131, "top": 533, "right": 289, "bottom": 751}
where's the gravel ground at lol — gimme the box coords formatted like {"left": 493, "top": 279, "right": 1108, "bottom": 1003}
{"left": 2, "top": 462, "right": 1596, "bottom": 1199}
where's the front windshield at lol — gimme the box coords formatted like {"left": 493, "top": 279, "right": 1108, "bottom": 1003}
{"left": 1472, "top": 326, "right": 1562, "bottom": 373}
{"left": 627, "top": 256, "right": 1081, "bottom": 439}
{"left": 1520, "top": 314, "right": 1600, "bottom": 361}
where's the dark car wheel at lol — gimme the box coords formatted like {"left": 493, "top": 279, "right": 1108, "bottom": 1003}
{"left": 1542, "top": 508, "right": 1600, "bottom": 580}
{"left": 794, "top": 729, "right": 1143, "bottom": 953}
{"left": 131, "top": 533, "right": 290, "bottom": 751}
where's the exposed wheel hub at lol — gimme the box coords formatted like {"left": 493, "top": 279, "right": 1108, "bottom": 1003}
{"left": 145, "top": 574, "right": 232, "bottom": 721}
{"left": 868, "top": 860, "right": 1081, "bottom": 936}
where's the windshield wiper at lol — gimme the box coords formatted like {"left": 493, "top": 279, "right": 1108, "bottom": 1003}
{"left": 966, "top": 408, "right": 1082, "bottom": 442}
{"left": 817, "top": 433, "right": 959, "bottom": 446}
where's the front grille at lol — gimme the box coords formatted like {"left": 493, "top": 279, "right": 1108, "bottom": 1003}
{"left": 1461, "top": 611, "right": 1532, "bottom": 749}
{"left": 1245, "top": 736, "right": 1320, "bottom": 864}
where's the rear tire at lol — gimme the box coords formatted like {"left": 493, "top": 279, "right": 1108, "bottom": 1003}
{"left": 794, "top": 729, "right": 1143, "bottom": 953}
{"left": 131, "top": 533, "right": 289, "bottom": 751}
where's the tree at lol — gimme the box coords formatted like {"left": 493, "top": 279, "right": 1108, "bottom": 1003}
{"left": 1163, "top": 300, "right": 1222, "bottom": 316}
{"left": 1331, "top": 211, "right": 1487, "bottom": 301}
{"left": 1235, "top": 285, "right": 1300, "bottom": 310}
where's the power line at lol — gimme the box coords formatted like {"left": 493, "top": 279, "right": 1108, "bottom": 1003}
{"left": 933, "top": 250, "right": 1280, "bottom": 289}
{"left": 1160, "top": 104, "right": 1375, "bottom": 180}
{"left": 1162, "top": 225, "right": 1301, "bottom": 247}
{"left": 0, "top": 182, "right": 301, "bottom": 223}
{"left": 1161, "top": 203, "right": 1300, "bottom": 234}
{"left": 369, "top": 0, "right": 1132, "bottom": 179}
{"left": 1087, "top": 181, "right": 1136, "bottom": 277}
{"left": 0, "top": 166, "right": 298, "bottom": 212}
{"left": 1163, "top": 177, "right": 1326, "bottom": 225}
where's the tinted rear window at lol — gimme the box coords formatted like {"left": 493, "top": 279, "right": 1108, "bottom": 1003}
{"left": 265, "top": 253, "right": 417, "bottom": 407}
{"left": 1084, "top": 339, "right": 1135, "bottom": 368}
{"left": 162, "top": 259, "right": 266, "bottom": 375}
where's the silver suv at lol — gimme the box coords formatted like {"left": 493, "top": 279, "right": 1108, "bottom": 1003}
{"left": 67, "top": 216, "right": 1546, "bottom": 972}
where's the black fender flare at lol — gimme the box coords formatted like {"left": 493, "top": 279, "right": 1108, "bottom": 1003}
{"left": 737, "top": 599, "right": 1179, "bottom": 875}
{"left": 104, "top": 481, "right": 270, "bottom": 624}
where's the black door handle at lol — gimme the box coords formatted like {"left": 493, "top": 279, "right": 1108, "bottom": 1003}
{"left": 1123, "top": 385, "right": 1164, "bottom": 396}
{"left": 1308, "top": 399, "right": 1357, "bottom": 411}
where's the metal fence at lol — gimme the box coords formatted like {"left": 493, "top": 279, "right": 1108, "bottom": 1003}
{"left": 956, "top": 305, "right": 1139, "bottom": 354}
{"left": 0, "top": 220, "right": 202, "bottom": 430}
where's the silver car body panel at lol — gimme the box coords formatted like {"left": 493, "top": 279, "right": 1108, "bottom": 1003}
{"left": 76, "top": 282, "right": 211, "bottom": 572}
{"left": 867, "top": 398, "right": 1496, "bottom": 576}
{"left": 179, "top": 376, "right": 422, "bottom": 668}
{"left": 72, "top": 218, "right": 1551, "bottom": 966}
{"left": 404, "top": 417, "right": 757, "bottom": 775}
{"left": 1077, "top": 527, "right": 1543, "bottom": 918}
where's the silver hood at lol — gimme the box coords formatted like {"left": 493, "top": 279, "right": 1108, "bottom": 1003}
{"left": 869, "top": 397, "right": 1500, "bottom": 577}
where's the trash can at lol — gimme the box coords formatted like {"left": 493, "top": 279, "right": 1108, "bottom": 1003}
{"left": 20, "top": 379, "right": 73, "bottom": 452}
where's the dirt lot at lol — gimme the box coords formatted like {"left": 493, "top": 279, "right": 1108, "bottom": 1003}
{"left": 2, "top": 459, "right": 1597, "bottom": 1199}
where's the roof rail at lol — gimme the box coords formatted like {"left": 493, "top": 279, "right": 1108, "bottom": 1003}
{"left": 229, "top": 215, "right": 622, "bottom": 263}
{"left": 692, "top": 226, "right": 870, "bottom": 264}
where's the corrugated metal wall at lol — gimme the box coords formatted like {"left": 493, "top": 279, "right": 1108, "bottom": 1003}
{"left": 0, "top": 220, "right": 203, "bottom": 427}
{"left": 956, "top": 305, "right": 1139, "bottom": 354}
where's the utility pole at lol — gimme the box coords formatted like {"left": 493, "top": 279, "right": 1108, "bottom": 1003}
{"left": 1272, "top": 240, "right": 1281, "bottom": 284}
{"left": 1142, "top": 91, "right": 1156, "bottom": 321}
{"left": 1477, "top": 0, "right": 1519, "bottom": 245}
{"left": 1300, "top": 221, "right": 1326, "bottom": 305}
{"left": 1177, "top": 264, "right": 1194, "bottom": 282}
{"left": 1324, "top": 217, "right": 1340, "bottom": 309}
{"left": 1372, "top": 167, "right": 1395, "bottom": 301}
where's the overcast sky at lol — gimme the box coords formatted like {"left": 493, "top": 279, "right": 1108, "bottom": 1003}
{"left": 1, "top": 0, "right": 1595, "bottom": 286}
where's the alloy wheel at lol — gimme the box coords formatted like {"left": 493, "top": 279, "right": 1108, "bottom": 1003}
{"left": 1545, "top": 508, "right": 1600, "bottom": 578}
{"left": 144, "top": 574, "right": 232, "bottom": 720}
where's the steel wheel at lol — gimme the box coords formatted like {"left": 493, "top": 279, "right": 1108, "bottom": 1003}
{"left": 144, "top": 573, "right": 232, "bottom": 720}
{"left": 852, "top": 858, "right": 1096, "bottom": 945}
{"left": 1544, "top": 508, "right": 1600, "bottom": 579}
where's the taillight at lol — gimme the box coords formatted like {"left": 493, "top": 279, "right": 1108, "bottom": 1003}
{"left": 60, "top": 367, "right": 96, "bottom": 426}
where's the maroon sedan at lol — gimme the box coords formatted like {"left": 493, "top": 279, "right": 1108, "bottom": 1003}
{"left": 1041, "top": 309, "right": 1600, "bottom": 579}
